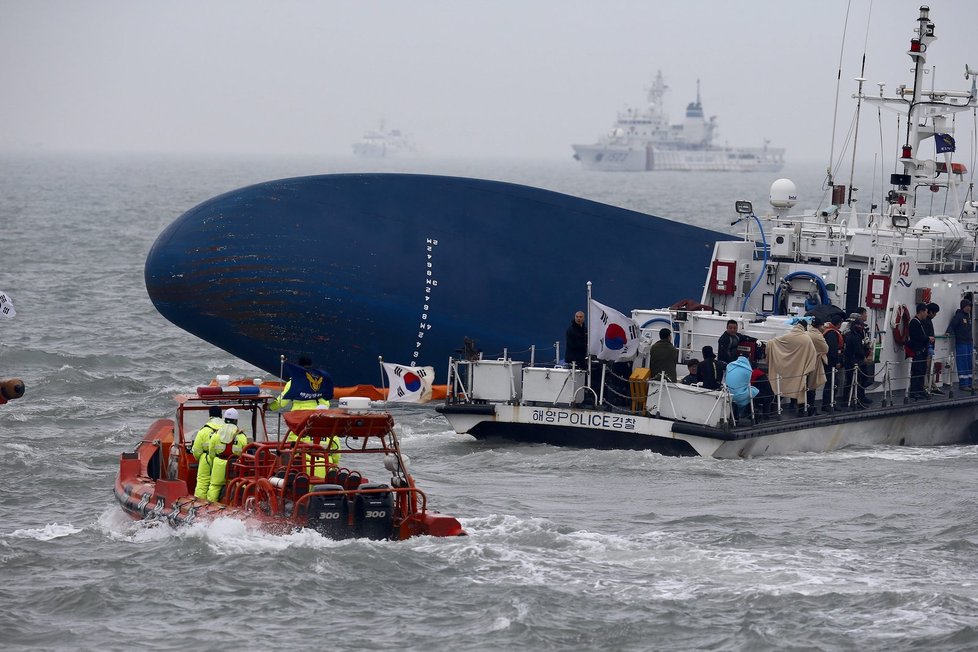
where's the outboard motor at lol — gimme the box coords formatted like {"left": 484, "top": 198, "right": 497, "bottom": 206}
{"left": 354, "top": 484, "right": 394, "bottom": 540}
{"left": 307, "top": 484, "right": 350, "bottom": 539}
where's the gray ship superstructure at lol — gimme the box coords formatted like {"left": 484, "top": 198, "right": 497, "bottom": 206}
{"left": 572, "top": 72, "right": 784, "bottom": 172}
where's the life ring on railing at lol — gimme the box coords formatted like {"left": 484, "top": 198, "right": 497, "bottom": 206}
{"left": 244, "top": 477, "right": 279, "bottom": 516}
{"left": 891, "top": 304, "right": 910, "bottom": 345}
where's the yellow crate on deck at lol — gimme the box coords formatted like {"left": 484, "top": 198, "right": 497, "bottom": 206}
{"left": 629, "top": 368, "right": 652, "bottom": 414}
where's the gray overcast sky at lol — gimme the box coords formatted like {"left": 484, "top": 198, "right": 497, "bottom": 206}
{"left": 2, "top": 0, "right": 976, "bottom": 161}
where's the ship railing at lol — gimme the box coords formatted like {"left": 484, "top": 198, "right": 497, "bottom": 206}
{"left": 290, "top": 485, "right": 428, "bottom": 521}
{"left": 750, "top": 213, "right": 978, "bottom": 271}
{"left": 446, "top": 356, "right": 523, "bottom": 404}
{"left": 748, "top": 220, "right": 849, "bottom": 265}
{"left": 600, "top": 364, "right": 736, "bottom": 425}
{"left": 657, "top": 380, "right": 735, "bottom": 428}
{"left": 751, "top": 349, "right": 964, "bottom": 423}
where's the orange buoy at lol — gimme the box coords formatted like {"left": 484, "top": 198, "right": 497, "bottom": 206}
{"left": 0, "top": 378, "right": 25, "bottom": 403}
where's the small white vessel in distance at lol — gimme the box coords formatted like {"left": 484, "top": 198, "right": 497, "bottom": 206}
{"left": 352, "top": 120, "right": 419, "bottom": 158}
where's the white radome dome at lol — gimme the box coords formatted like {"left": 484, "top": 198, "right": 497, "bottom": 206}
{"left": 770, "top": 178, "right": 798, "bottom": 209}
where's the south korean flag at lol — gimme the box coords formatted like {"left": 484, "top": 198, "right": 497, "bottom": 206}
{"left": 382, "top": 363, "right": 435, "bottom": 403}
{"left": 0, "top": 291, "right": 15, "bottom": 320}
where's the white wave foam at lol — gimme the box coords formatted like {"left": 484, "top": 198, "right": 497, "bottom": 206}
{"left": 8, "top": 523, "right": 82, "bottom": 541}
{"left": 97, "top": 505, "right": 356, "bottom": 553}
{"left": 2, "top": 440, "right": 45, "bottom": 464}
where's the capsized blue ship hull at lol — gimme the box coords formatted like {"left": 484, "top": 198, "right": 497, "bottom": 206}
{"left": 145, "top": 174, "right": 732, "bottom": 384}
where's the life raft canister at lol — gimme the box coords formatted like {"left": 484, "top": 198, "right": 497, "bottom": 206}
{"left": 891, "top": 304, "right": 910, "bottom": 345}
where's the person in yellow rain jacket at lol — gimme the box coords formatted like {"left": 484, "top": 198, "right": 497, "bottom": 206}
{"left": 286, "top": 417, "right": 342, "bottom": 471}
{"left": 269, "top": 356, "right": 332, "bottom": 412}
{"left": 192, "top": 407, "right": 224, "bottom": 460}
{"left": 202, "top": 408, "right": 250, "bottom": 503}
{"left": 271, "top": 356, "right": 339, "bottom": 474}
{"left": 191, "top": 406, "right": 224, "bottom": 499}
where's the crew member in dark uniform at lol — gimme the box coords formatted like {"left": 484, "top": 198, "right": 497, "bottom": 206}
{"left": 822, "top": 314, "right": 845, "bottom": 411}
{"left": 717, "top": 320, "right": 758, "bottom": 364}
{"left": 908, "top": 303, "right": 931, "bottom": 399}
{"left": 696, "top": 346, "right": 727, "bottom": 390}
{"left": 565, "top": 311, "right": 588, "bottom": 369}
{"left": 843, "top": 312, "right": 872, "bottom": 407}
{"left": 925, "top": 302, "right": 941, "bottom": 393}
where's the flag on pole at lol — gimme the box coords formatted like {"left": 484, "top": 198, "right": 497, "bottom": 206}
{"left": 281, "top": 362, "right": 334, "bottom": 401}
{"left": 588, "top": 299, "right": 640, "bottom": 361}
{"left": 935, "top": 133, "right": 956, "bottom": 154}
{"left": 382, "top": 363, "right": 434, "bottom": 402}
{"left": 0, "top": 291, "right": 15, "bottom": 320}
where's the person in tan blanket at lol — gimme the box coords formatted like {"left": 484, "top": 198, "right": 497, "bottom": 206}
{"left": 804, "top": 317, "right": 829, "bottom": 415}
{"left": 766, "top": 319, "right": 819, "bottom": 415}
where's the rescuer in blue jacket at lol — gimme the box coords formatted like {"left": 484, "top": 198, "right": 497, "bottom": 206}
{"left": 945, "top": 298, "right": 973, "bottom": 389}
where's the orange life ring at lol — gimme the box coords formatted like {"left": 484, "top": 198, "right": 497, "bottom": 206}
{"left": 253, "top": 477, "right": 280, "bottom": 516}
{"left": 892, "top": 304, "right": 910, "bottom": 345}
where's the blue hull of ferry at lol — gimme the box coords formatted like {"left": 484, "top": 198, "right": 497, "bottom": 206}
{"left": 145, "top": 174, "right": 732, "bottom": 384}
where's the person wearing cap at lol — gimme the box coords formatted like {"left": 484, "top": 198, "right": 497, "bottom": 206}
{"left": 198, "top": 408, "right": 250, "bottom": 502}
{"left": 696, "top": 346, "right": 726, "bottom": 390}
{"left": 945, "top": 298, "right": 973, "bottom": 390}
{"left": 191, "top": 406, "right": 223, "bottom": 462}
{"left": 843, "top": 311, "right": 873, "bottom": 407}
{"left": 908, "top": 303, "right": 931, "bottom": 399}
{"left": 190, "top": 406, "right": 224, "bottom": 497}
{"left": 821, "top": 314, "right": 845, "bottom": 411}
{"left": 680, "top": 359, "right": 699, "bottom": 385}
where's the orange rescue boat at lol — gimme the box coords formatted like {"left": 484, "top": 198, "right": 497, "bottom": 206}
{"left": 114, "top": 383, "right": 464, "bottom": 540}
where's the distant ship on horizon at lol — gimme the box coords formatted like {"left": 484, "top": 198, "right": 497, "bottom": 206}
{"left": 352, "top": 120, "right": 419, "bottom": 158}
{"left": 572, "top": 71, "right": 784, "bottom": 172}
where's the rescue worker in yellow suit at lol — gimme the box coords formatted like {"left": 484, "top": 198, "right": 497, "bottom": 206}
{"left": 270, "top": 356, "right": 340, "bottom": 474}
{"left": 192, "top": 406, "right": 224, "bottom": 459}
{"left": 203, "top": 408, "right": 250, "bottom": 503}
{"left": 192, "top": 406, "right": 224, "bottom": 499}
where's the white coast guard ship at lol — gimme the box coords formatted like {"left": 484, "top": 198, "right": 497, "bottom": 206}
{"left": 352, "top": 120, "right": 419, "bottom": 158}
{"left": 572, "top": 71, "right": 785, "bottom": 172}
{"left": 442, "top": 6, "right": 978, "bottom": 458}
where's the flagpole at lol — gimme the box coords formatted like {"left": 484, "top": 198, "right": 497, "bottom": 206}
{"left": 586, "top": 281, "right": 592, "bottom": 397}
{"left": 276, "top": 354, "right": 285, "bottom": 441}
{"left": 378, "top": 355, "right": 387, "bottom": 406}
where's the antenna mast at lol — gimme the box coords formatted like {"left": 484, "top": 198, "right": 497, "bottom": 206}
{"left": 826, "top": 0, "right": 854, "bottom": 189}
{"left": 847, "top": 1, "right": 874, "bottom": 206}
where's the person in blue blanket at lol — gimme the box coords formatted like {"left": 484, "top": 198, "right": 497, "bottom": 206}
{"left": 725, "top": 355, "right": 759, "bottom": 419}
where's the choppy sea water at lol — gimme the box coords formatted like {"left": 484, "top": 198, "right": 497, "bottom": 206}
{"left": 2, "top": 152, "right": 978, "bottom": 651}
